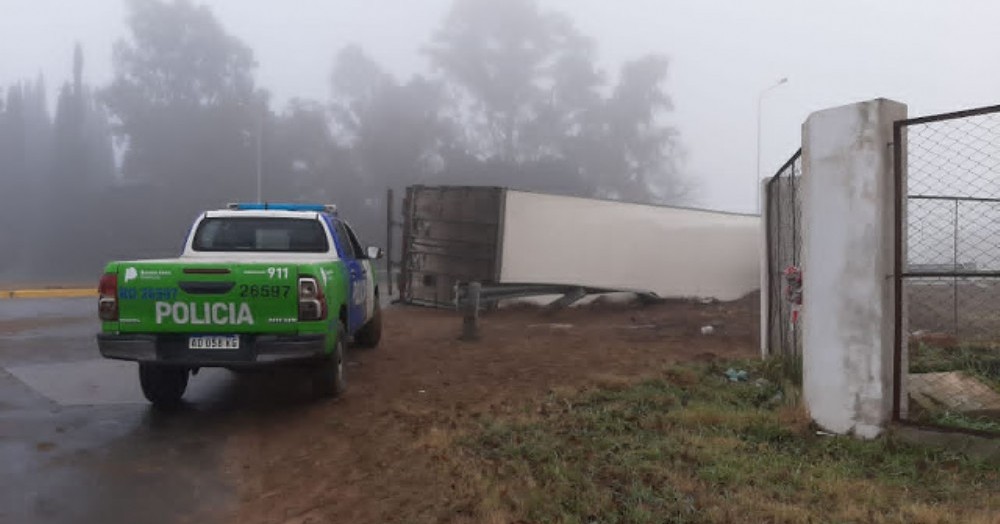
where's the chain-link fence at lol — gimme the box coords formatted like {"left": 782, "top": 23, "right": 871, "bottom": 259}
{"left": 765, "top": 150, "right": 802, "bottom": 382}
{"left": 895, "top": 105, "right": 1000, "bottom": 434}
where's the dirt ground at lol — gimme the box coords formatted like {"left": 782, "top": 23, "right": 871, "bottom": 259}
{"left": 223, "top": 295, "right": 759, "bottom": 524}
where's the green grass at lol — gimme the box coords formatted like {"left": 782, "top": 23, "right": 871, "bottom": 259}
{"left": 463, "top": 361, "right": 1000, "bottom": 523}
{"left": 924, "top": 410, "right": 1000, "bottom": 434}
{"left": 911, "top": 344, "right": 1000, "bottom": 388}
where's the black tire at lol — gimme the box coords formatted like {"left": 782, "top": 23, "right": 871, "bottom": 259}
{"left": 354, "top": 302, "right": 382, "bottom": 349}
{"left": 139, "top": 364, "right": 189, "bottom": 408}
{"left": 313, "top": 322, "right": 347, "bottom": 398}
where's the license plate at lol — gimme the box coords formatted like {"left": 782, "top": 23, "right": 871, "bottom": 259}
{"left": 188, "top": 335, "right": 240, "bottom": 350}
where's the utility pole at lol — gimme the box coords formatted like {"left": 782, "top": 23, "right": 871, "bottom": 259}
{"left": 256, "top": 108, "right": 263, "bottom": 203}
{"left": 756, "top": 77, "right": 789, "bottom": 214}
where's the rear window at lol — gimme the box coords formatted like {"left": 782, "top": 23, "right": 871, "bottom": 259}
{"left": 192, "top": 217, "right": 329, "bottom": 253}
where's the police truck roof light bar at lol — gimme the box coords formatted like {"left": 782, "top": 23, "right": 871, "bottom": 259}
{"left": 226, "top": 203, "right": 337, "bottom": 214}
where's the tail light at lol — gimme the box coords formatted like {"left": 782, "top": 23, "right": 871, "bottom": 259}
{"left": 298, "top": 275, "right": 327, "bottom": 321}
{"left": 98, "top": 273, "right": 119, "bottom": 321}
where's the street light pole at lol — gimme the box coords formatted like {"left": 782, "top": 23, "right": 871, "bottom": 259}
{"left": 756, "top": 77, "right": 788, "bottom": 214}
{"left": 256, "top": 109, "right": 263, "bottom": 203}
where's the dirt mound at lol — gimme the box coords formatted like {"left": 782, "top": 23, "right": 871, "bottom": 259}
{"left": 224, "top": 298, "right": 759, "bottom": 524}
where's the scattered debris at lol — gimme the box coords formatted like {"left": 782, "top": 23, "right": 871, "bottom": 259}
{"left": 724, "top": 368, "right": 749, "bottom": 382}
{"left": 768, "top": 391, "right": 784, "bottom": 405}
{"left": 528, "top": 323, "right": 574, "bottom": 330}
{"left": 621, "top": 324, "right": 657, "bottom": 330}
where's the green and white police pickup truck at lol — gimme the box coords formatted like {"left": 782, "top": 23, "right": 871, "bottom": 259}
{"left": 97, "top": 203, "right": 383, "bottom": 407}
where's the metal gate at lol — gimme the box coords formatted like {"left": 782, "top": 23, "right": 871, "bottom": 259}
{"left": 893, "top": 104, "right": 1000, "bottom": 434}
{"left": 765, "top": 150, "right": 803, "bottom": 369}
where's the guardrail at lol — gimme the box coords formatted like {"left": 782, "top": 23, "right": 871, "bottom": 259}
{"left": 451, "top": 281, "right": 662, "bottom": 341}
{"left": 452, "top": 282, "right": 662, "bottom": 309}
{"left": 0, "top": 288, "right": 96, "bottom": 300}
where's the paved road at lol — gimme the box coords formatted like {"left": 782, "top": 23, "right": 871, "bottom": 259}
{"left": 0, "top": 295, "right": 388, "bottom": 523}
{"left": 0, "top": 298, "right": 284, "bottom": 524}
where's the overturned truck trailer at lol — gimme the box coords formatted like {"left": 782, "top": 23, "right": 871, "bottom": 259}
{"left": 394, "top": 186, "right": 760, "bottom": 307}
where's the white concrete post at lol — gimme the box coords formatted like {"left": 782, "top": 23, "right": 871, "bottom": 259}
{"left": 801, "top": 98, "right": 907, "bottom": 438}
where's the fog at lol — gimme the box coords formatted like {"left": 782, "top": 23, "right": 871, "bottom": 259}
{"left": 1, "top": 0, "right": 999, "bottom": 283}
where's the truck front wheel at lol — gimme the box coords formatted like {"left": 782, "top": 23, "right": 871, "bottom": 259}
{"left": 139, "top": 364, "right": 189, "bottom": 408}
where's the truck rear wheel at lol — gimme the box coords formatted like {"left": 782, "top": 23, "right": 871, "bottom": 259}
{"left": 139, "top": 364, "right": 189, "bottom": 408}
{"left": 354, "top": 303, "right": 382, "bottom": 349}
{"left": 313, "top": 323, "right": 347, "bottom": 398}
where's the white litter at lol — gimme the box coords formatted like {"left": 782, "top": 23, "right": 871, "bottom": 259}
{"left": 527, "top": 323, "right": 574, "bottom": 329}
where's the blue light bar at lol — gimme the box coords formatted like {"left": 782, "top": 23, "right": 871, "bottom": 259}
{"left": 227, "top": 202, "right": 337, "bottom": 214}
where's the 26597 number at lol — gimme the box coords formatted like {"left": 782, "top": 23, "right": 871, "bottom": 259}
{"left": 239, "top": 284, "right": 291, "bottom": 299}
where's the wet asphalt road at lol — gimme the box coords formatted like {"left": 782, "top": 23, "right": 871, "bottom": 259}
{"left": 0, "top": 298, "right": 302, "bottom": 524}
{"left": 0, "top": 285, "right": 398, "bottom": 523}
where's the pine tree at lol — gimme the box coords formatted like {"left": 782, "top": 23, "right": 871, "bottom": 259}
{"left": 43, "top": 44, "right": 117, "bottom": 277}
{"left": 0, "top": 78, "right": 52, "bottom": 275}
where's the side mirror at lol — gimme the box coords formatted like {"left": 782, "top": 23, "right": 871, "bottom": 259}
{"left": 366, "top": 246, "right": 384, "bottom": 260}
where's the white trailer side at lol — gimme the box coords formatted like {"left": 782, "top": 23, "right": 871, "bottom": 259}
{"left": 498, "top": 190, "right": 760, "bottom": 302}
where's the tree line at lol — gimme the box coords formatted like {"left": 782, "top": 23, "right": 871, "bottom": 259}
{"left": 0, "top": 0, "right": 685, "bottom": 282}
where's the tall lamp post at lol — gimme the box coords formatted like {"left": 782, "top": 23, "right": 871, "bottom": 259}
{"left": 756, "top": 77, "right": 788, "bottom": 214}
{"left": 256, "top": 107, "right": 264, "bottom": 203}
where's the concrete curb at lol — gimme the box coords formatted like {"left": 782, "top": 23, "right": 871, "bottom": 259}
{"left": 0, "top": 289, "right": 96, "bottom": 300}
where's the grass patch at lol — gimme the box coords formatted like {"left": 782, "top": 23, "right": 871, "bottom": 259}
{"left": 924, "top": 410, "right": 1000, "bottom": 434}
{"left": 462, "top": 361, "right": 1000, "bottom": 523}
{"left": 911, "top": 344, "right": 1000, "bottom": 389}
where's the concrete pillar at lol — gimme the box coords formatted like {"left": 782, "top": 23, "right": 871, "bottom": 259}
{"left": 801, "top": 98, "right": 907, "bottom": 438}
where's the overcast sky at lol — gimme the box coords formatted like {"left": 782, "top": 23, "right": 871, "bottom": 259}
{"left": 2, "top": 0, "right": 998, "bottom": 213}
